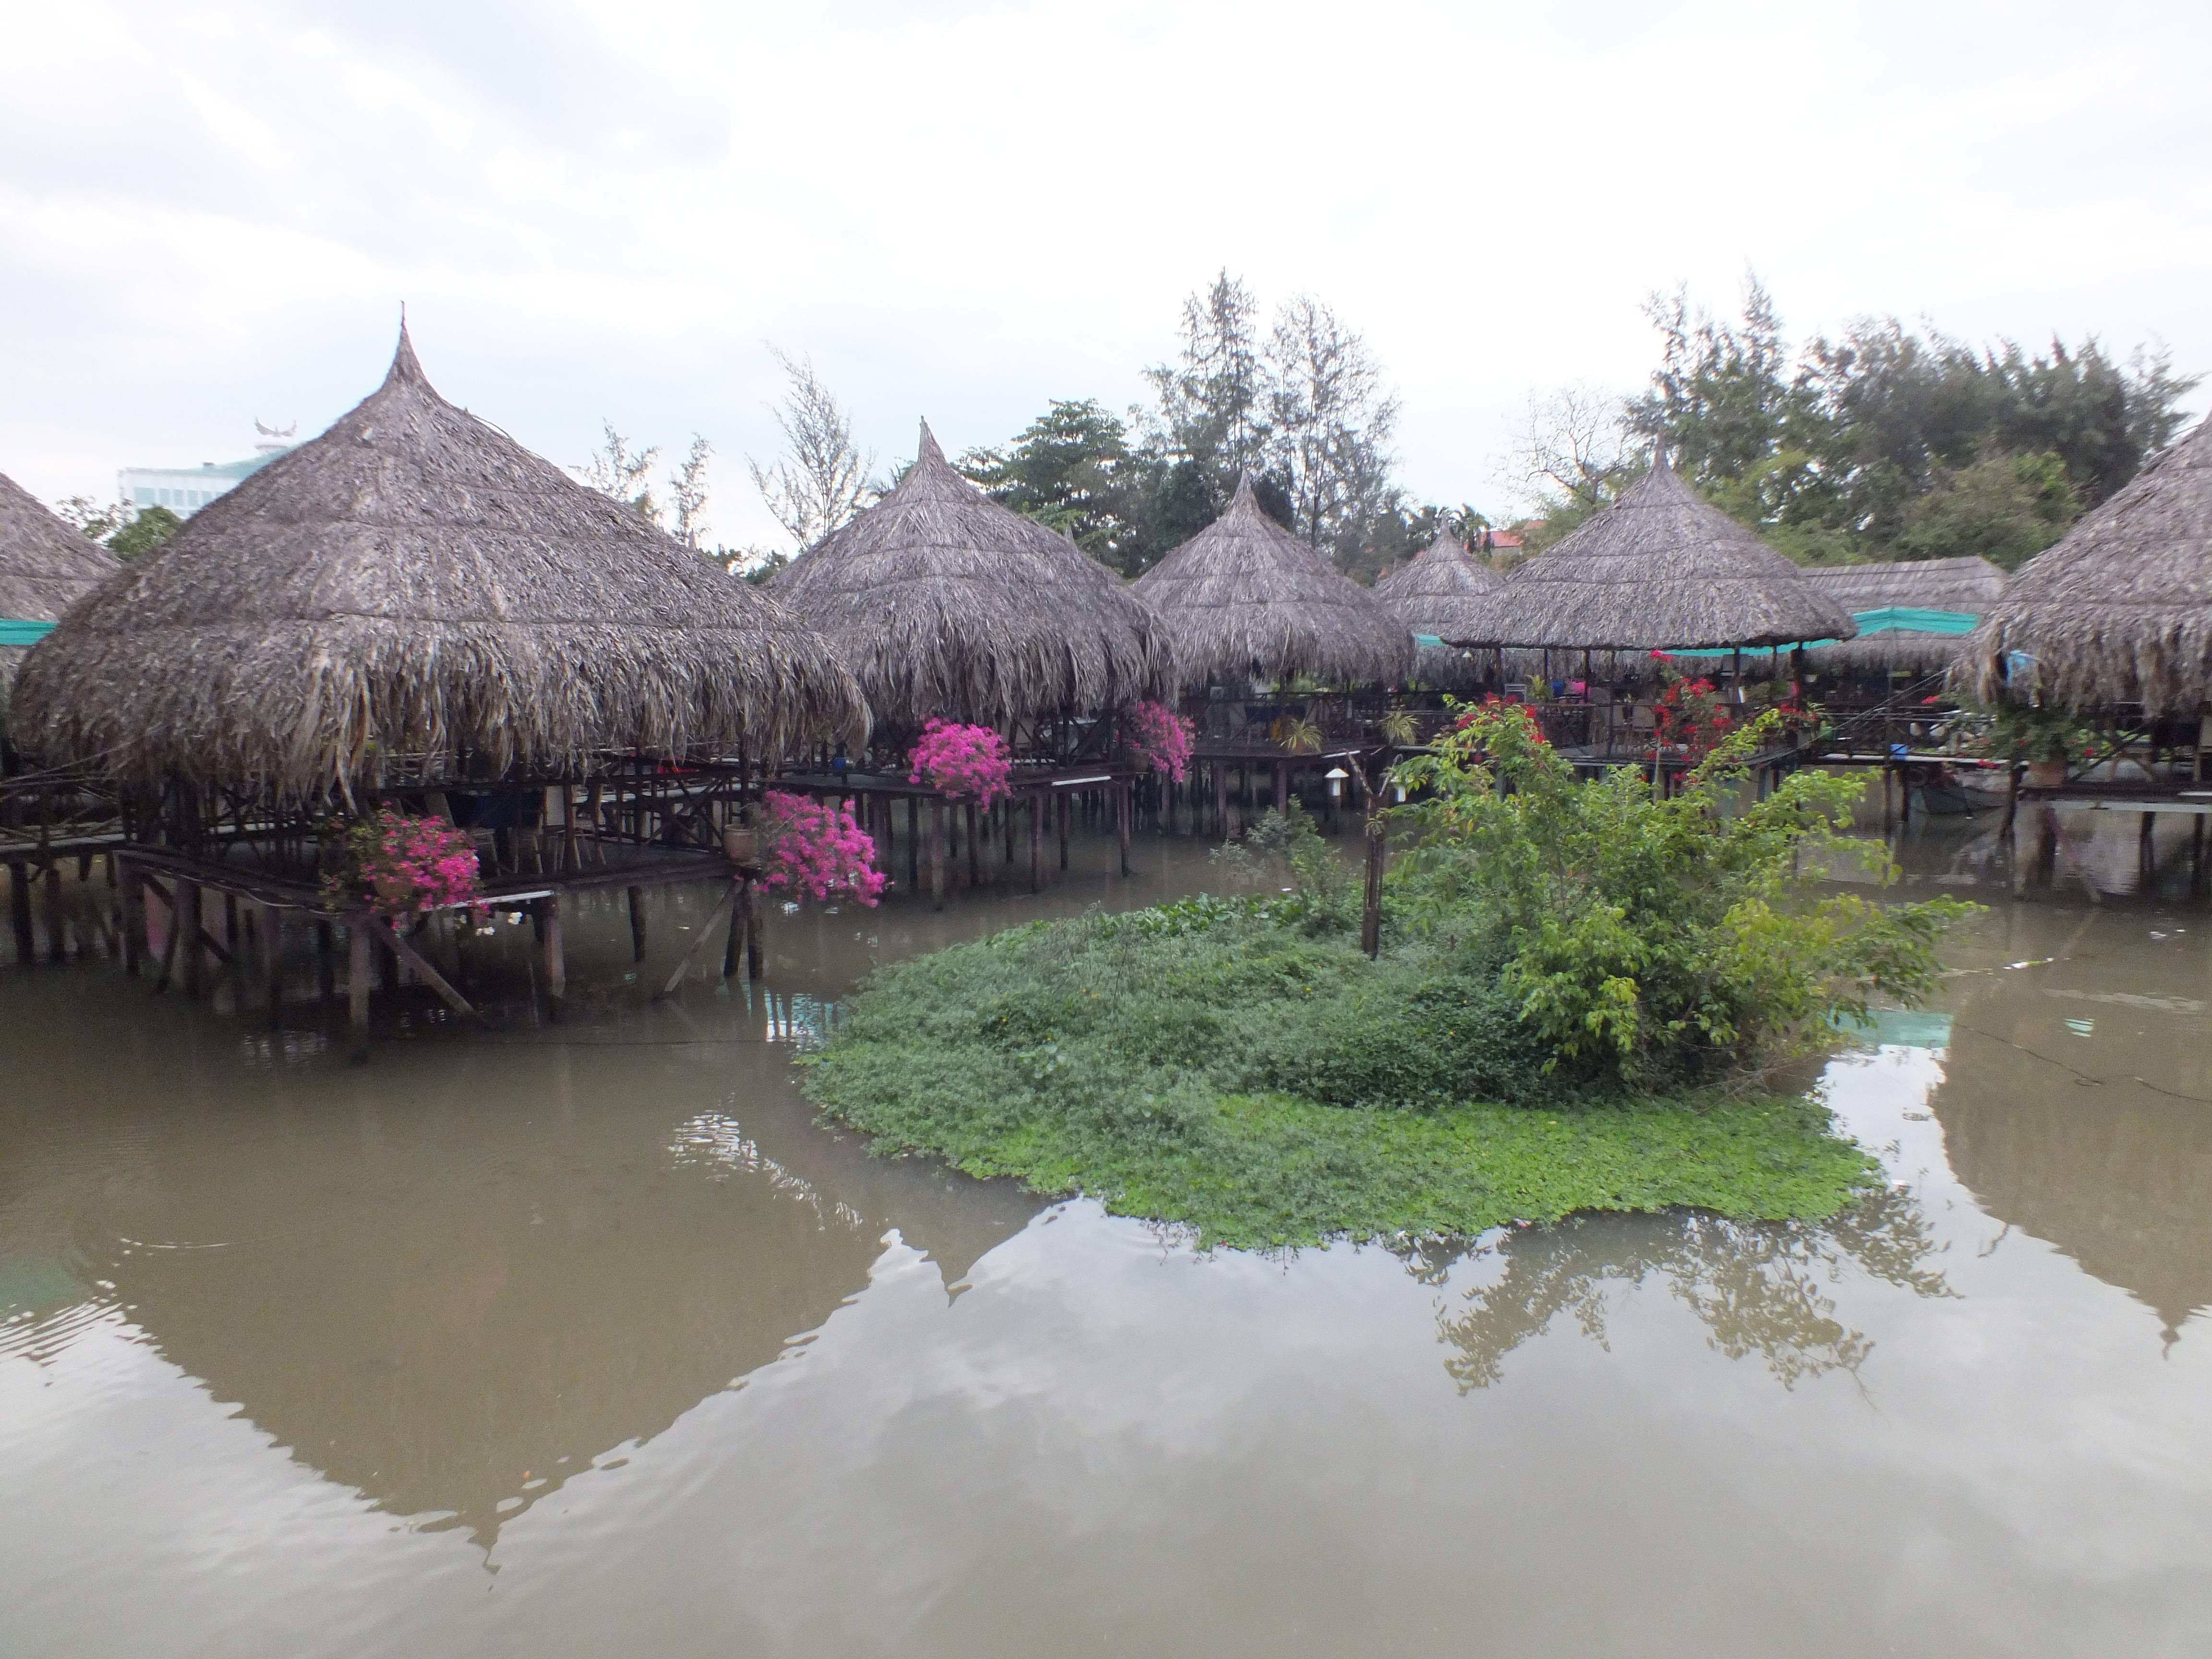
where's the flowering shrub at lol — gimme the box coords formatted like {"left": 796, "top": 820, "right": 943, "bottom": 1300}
{"left": 1118, "top": 700, "right": 1195, "bottom": 781}
{"left": 324, "top": 809, "right": 486, "bottom": 922}
{"left": 757, "top": 790, "right": 887, "bottom": 905}
{"left": 1453, "top": 696, "right": 1550, "bottom": 751}
{"left": 1652, "top": 677, "right": 1737, "bottom": 758}
{"left": 908, "top": 719, "right": 1013, "bottom": 807}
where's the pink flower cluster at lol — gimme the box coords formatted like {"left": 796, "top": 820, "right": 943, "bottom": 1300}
{"left": 757, "top": 790, "right": 888, "bottom": 905}
{"left": 1118, "top": 699, "right": 1195, "bottom": 782}
{"left": 907, "top": 718, "right": 1013, "bottom": 807}
{"left": 331, "top": 809, "right": 487, "bottom": 922}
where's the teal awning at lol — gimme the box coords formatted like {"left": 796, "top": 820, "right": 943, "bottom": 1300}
{"left": 1413, "top": 634, "right": 1446, "bottom": 649}
{"left": 0, "top": 619, "right": 57, "bottom": 647}
{"left": 1655, "top": 606, "right": 1983, "bottom": 659}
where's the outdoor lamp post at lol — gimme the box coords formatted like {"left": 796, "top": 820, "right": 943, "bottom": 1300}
{"left": 1324, "top": 766, "right": 1348, "bottom": 833}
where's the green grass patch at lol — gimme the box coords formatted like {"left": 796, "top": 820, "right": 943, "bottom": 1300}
{"left": 800, "top": 902, "right": 1880, "bottom": 1250}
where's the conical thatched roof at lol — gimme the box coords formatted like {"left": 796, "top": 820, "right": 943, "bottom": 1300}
{"left": 1375, "top": 526, "right": 1508, "bottom": 687}
{"left": 1962, "top": 415, "right": 2212, "bottom": 713}
{"left": 1132, "top": 473, "right": 1414, "bottom": 691}
{"left": 1491, "top": 459, "right": 1857, "bottom": 650}
{"left": 1801, "top": 556, "right": 2008, "bottom": 674}
{"left": 0, "top": 470, "right": 121, "bottom": 709}
{"left": 770, "top": 421, "right": 1173, "bottom": 728}
{"left": 11, "top": 326, "right": 867, "bottom": 794}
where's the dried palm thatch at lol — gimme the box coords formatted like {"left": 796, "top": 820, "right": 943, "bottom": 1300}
{"left": 0, "top": 469, "right": 121, "bottom": 710}
{"left": 771, "top": 422, "right": 1173, "bottom": 727}
{"left": 1800, "top": 557, "right": 2007, "bottom": 673}
{"left": 1374, "top": 526, "right": 1509, "bottom": 688}
{"left": 11, "top": 326, "right": 867, "bottom": 796}
{"left": 1491, "top": 459, "right": 1857, "bottom": 650}
{"left": 1133, "top": 472, "right": 1414, "bottom": 691}
{"left": 1961, "top": 415, "right": 2212, "bottom": 713}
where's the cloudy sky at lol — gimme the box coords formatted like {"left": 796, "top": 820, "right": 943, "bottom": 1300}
{"left": 3, "top": 0, "right": 2207, "bottom": 547}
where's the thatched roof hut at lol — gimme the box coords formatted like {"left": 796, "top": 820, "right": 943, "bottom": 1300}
{"left": 1374, "top": 526, "right": 1507, "bottom": 689}
{"left": 1491, "top": 459, "right": 1856, "bottom": 651}
{"left": 1800, "top": 556, "right": 2007, "bottom": 675}
{"left": 1962, "top": 415, "right": 2212, "bottom": 713}
{"left": 10, "top": 326, "right": 866, "bottom": 796}
{"left": 0, "top": 470, "right": 121, "bottom": 711}
{"left": 1133, "top": 472, "right": 1413, "bottom": 691}
{"left": 771, "top": 421, "right": 1173, "bottom": 729}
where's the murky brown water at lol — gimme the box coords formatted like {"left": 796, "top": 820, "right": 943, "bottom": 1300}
{"left": 4, "top": 806, "right": 2210, "bottom": 1657}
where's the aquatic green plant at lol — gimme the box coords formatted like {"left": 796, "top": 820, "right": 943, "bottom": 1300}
{"left": 800, "top": 907, "right": 1881, "bottom": 1250}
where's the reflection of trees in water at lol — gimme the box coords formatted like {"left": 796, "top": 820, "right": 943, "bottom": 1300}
{"left": 1411, "top": 1193, "right": 1951, "bottom": 1391}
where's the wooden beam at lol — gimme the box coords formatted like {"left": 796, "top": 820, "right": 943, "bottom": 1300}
{"left": 657, "top": 880, "right": 741, "bottom": 998}
{"left": 541, "top": 895, "right": 566, "bottom": 1018}
{"left": 7, "top": 861, "right": 31, "bottom": 966}
{"left": 365, "top": 915, "right": 478, "bottom": 1019}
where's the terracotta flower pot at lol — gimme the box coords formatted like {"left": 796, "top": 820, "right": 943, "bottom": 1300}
{"left": 721, "top": 827, "right": 758, "bottom": 866}
{"left": 2025, "top": 759, "right": 2067, "bottom": 789}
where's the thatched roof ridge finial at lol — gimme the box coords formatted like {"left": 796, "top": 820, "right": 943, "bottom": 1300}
{"left": 1960, "top": 412, "right": 2212, "bottom": 713}
{"left": 1487, "top": 461, "right": 1856, "bottom": 651}
{"left": 770, "top": 419, "right": 1174, "bottom": 727}
{"left": 10, "top": 331, "right": 868, "bottom": 794}
{"left": 382, "top": 316, "right": 428, "bottom": 390}
{"left": 1132, "top": 476, "right": 1414, "bottom": 692}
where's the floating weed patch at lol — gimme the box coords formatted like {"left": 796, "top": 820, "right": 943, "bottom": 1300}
{"left": 800, "top": 908, "right": 1881, "bottom": 1251}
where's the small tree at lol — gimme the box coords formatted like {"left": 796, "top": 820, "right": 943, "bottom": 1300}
{"left": 747, "top": 347, "right": 874, "bottom": 553}
{"left": 1391, "top": 702, "right": 1974, "bottom": 1084}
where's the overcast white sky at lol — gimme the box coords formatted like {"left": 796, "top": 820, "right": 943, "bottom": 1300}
{"left": 3, "top": 0, "right": 2207, "bottom": 547}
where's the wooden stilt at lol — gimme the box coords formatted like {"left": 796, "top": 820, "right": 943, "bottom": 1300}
{"left": 1058, "top": 791, "right": 1070, "bottom": 870}
{"left": 120, "top": 856, "right": 144, "bottom": 976}
{"left": 930, "top": 800, "right": 948, "bottom": 910}
{"left": 44, "top": 863, "right": 65, "bottom": 963}
{"left": 744, "top": 880, "right": 763, "bottom": 980}
{"left": 2140, "top": 810, "right": 2157, "bottom": 883}
{"left": 1118, "top": 779, "right": 1132, "bottom": 876}
{"left": 1274, "top": 761, "right": 1288, "bottom": 815}
{"left": 1214, "top": 761, "right": 1227, "bottom": 839}
{"left": 347, "top": 919, "right": 372, "bottom": 1062}
{"left": 658, "top": 879, "right": 740, "bottom": 998}
{"left": 541, "top": 895, "right": 566, "bottom": 1019}
{"left": 7, "top": 862, "right": 31, "bottom": 966}
{"left": 627, "top": 885, "right": 648, "bottom": 962}
{"left": 907, "top": 795, "right": 921, "bottom": 893}
{"left": 966, "top": 801, "right": 980, "bottom": 889}
{"left": 316, "top": 920, "right": 336, "bottom": 1001}
{"left": 1030, "top": 793, "right": 1043, "bottom": 892}
{"left": 1360, "top": 814, "right": 1386, "bottom": 959}
{"left": 179, "top": 879, "right": 204, "bottom": 999}
{"left": 259, "top": 905, "right": 284, "bottom": 1026}
{"left": 723, "top": 879, "right": 745, "bottom": 977}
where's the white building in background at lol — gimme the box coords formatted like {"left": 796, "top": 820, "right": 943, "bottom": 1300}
{"left": 119, "top": 422, "right": 296, "bottom": 515}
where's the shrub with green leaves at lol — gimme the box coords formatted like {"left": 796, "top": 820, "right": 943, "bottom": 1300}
{"left": 1390, "top": 702, "right": 1975, "bottom": 1085}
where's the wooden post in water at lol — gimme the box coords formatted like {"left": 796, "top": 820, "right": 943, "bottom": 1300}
{"left": 178, "top": 879, "right": 204, "bottom": 999}
{"left": 1274, "top": 761, "right": 1288, "bottom": 815}
{"left": 1058, "top": 792, "right": 1070, "bottom": 870}
{"left": 2140, "top": 810, "right": 2157, "bottom": 882}
{"left": 347, "top": 919, "right": 372, "bottom": 1062}
{"left": 260, "top": 905, "right": 284, "bottom": 1026}
{"left": 7, "top": 862, "right": 31, "bottom": 966}
{"left": 907, "top": 795, "right": 921, "bottom": 893}
{"left": 1118, "top": 780, "right": 1132, "bottom": 876}
{"left": 44, "top": 862, "right": 65, "bottom": 963}
{"left": 929, "top": 800, "right": 948, "bottom": 910}
{"left": 120, "top": 856, "right": 144, "bottom": 977}
{"left": 744, "top": 880, "right": 763, "bottom": 980}
{"left": 1003, "top": 800, "right": 1016, "bottom": 864}
{"left": 541, "top": 894, "right": 566, "bottom": 1019}
{"left": 1213, "top": 760, "right": 1227, "bottom": 839}
{"left": 1029, "top": 793, "right": 1043, "bottom": 893}
{"left": 626, "top": 885, "right": 648, "bottom": 962}
{"left": 966, "top": 801, "right": 981, "bottom": 889}
{"left": 316, "top": 920, "right": 336, "bottom": 1002}
{"left": 723, "top": 878, "right": 745, "bottom": 978}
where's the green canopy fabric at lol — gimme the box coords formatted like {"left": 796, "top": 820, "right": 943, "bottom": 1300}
{"left": 0, "top": 619, "right": 58, "bottom": 646}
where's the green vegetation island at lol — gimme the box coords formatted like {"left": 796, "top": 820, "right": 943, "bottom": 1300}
{"left": 803, "top": 708, "right": 1974, "bottom": 1250}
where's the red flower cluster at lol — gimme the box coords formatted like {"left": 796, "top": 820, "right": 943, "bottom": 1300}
{"left": 908, "top": 719, "right": 1014, "bottom": 807}
{"left": 1652, "top": 678, "right": 1736, "bottom": 758}
{"left": 757, "top": 791, "right": 887, "bottom": 905}
{"left": 1118, "top": 699, "right": 1195, "bottom": 782}
{"left": 1453, "top": 696, "right": 1550, "bottom": 743}
{"left": 327, "top": 809, "right": 486, "bottom": 922}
